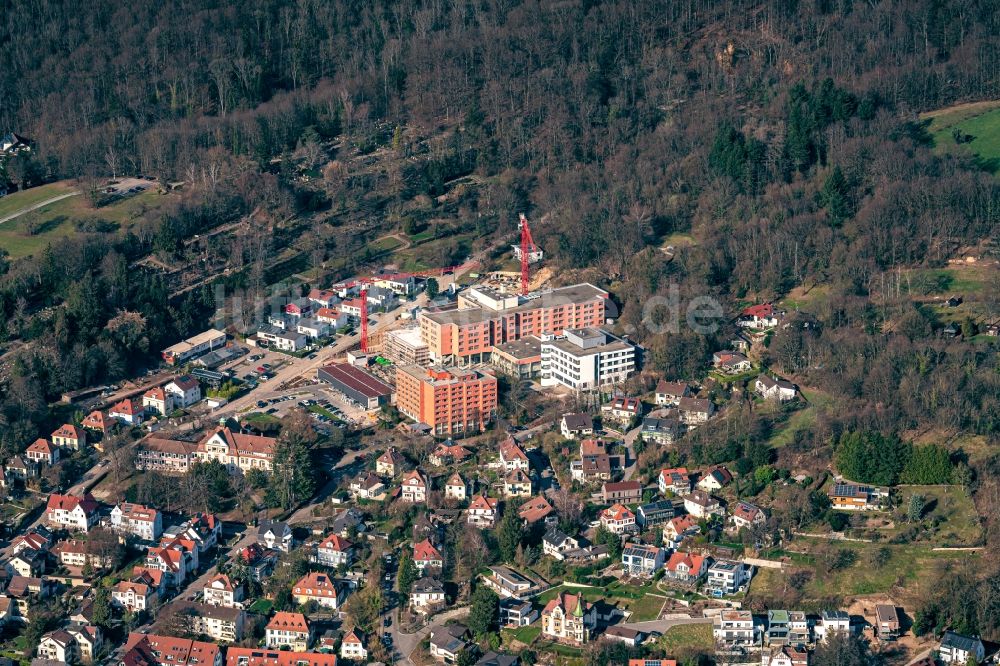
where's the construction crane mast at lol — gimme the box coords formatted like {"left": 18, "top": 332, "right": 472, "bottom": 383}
{"left": 336, "top": 260, "right": 479, "bottom": 353}
{"left": 519, "top": 213, "right": 537, "bottom": 296}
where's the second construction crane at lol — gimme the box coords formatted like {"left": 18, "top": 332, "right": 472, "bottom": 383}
{"left": 513, "top": 213, "right": 543, "bottom": 295}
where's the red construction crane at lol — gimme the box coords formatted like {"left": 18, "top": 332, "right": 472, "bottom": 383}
{"left": 334, "top": 260, "right": 479, "bottom": 353}
{"left": 518, "top": 213, "right": 538, "bottom": 296}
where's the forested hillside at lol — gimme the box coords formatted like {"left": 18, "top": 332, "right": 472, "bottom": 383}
{"left": 0, "top": 1, "right": 999, "bottom": 532}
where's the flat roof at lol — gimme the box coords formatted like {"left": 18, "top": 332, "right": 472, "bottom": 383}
{"left": 542, "top": 334, "right": 633, "bottom": 356}
{"left": 163, "top": 329, "right": 225, "bottom": 354}
{"left": 423, "top": 282, "right": 607, "bottom": 326}
{"left": 492, "top": 336, "right": 541, "bottom": 360}
{"left": 387, "top": 327, "right": 427, "bottom": 348}
{"left": 318, "top": 363, "right": 393, "bottom": 399}
{"left": 398, "top": 364, "right": 493, "bottom": 385}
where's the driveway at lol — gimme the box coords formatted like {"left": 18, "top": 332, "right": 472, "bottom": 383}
{"left": 0, "top": 190, "right": 80, "bottom": 225}
{"left": 622, "top": 425, "right": 642, "bottom": 481}
{"left": 391, "top": 605, "right": 470, "bottom": 664}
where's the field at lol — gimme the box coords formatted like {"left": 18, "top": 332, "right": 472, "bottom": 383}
{"left": 923, "top": 100, "right": 1000, "bottom": 174}
{"left": 747, "top": 540, "right": 979, "bottom": 606}
{"left": 657, "top": 623, "right": 714, "bottom": 653}
{"left": 0, "top": 182, "right": 171, "bottom": 258}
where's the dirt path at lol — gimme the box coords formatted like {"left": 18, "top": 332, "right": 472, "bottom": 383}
{"left": 0, "top": 190, "right": 80, "bottom": 225}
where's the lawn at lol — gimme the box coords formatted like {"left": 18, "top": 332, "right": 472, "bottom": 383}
{"left": 924, "top": 100, "right": 1000, "bottom": 174}
{"left": 0, "top": 181, "right": 77, "bottom": 218}
{"left": 767, "top": 388, "right": 834, "bottom": 449}
{"left": 0, "top": 185, "right": 170, "bottom": 259}
{"left": 249, "top": 599, "right": 274, "bottom": 614}
{"left": 510, "top": 624, "right": 542, "bottom": 644}
{"left": 657, "top": 623, "right": 714, "bottom": 653}
{"left": 621, "top": 593, "right": 666, "bottom": 621}
{"left": 893, "top": 485, "right": 983, "bottom": 546}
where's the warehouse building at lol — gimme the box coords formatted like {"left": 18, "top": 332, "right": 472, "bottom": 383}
{"left": 162, "top": 329, "right": 227, "bottom": 365}
{"left": 317, "top": 364, "right": 394, "bottom": 409}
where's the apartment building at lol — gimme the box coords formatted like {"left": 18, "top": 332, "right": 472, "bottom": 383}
{"left": 396, "top": 365, "right": 498, "bottom": 436}
{"left": 383, "top": 327, "right": 431, "bottom": 365}
{"left": 713, "top": 610, "right": 756, "bottom": 647}
{"left": 194, "top": 427, "right": 276, "bottom": 474}
{"left": 418, "top": 283, "right": 608, "bottom": 365}
{"left": 136, "top": 436, "right": 198, "bottom": 474}
{"left": 110, "top": 503, "right": 163, "bottom": 541}
{"left": 540, "top": 328, "right": 637, "bottom": 391}
{"left": 265, "top": 612, "right": 312, "bottom": 651}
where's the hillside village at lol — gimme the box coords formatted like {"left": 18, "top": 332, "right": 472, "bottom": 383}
{"left": 0, "top": 252, "right": 991, "bottom": 666}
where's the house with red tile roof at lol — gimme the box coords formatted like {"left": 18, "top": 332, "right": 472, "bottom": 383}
{"left": 658, "top": 467, "right": 691, "bottom": 495}
{"left": 224, "top": 648, "right": 337, "bottom": 666}
{"left": 413, "top": 538, "right": 443, "bottom": 573}
{"left": 110, "top": 503, "right": 163, "bottom": 541}
{"left": 26, "top": 438, "right": 59, "bottom": 466}
{"left": 444, "top": 472, "right": 469, "bottom": 501}
{"left": 265, "top": 612, "right": 312, "bottom": 651}
{"left": 202, "top": 573, "right": 243, "bottom": 608}
{"left": 112, "top": 580, "right": 154, "bottom": 612}
{"left": 124, "top": 633, "right": 223, "bottom": 666}
{"left": 142, "top": 387, "right": 174, "bottom": 417}
{"left": 81, "top": 410, "right": 109, "bottom": 434}
{"left": 400, "top": 470, "right": 428, "bottom": 503}
{"left": 291, "top": 571, "right": 344, "bottom": 609}
{"left": 599, "top": 503, "right": 636, "bottom": 534}
{"left": 340, "top": 628, "right": 367, "bottom": 661}
{"left": 664, "top": 551, "right": 709, "bottom": 584}
{"left": 165, "top": 375, "right": 201, "bottom": 407}
{"left": 518, "top": 495, "right": 554, "bottom": 524}
{"left": 194, "top": 427, "right": 276, "bottom": 473}
{"left": 46, "top": 493, "right": 99, "bottom": 532}
{"left": 541, "top": 592, "right": 596, "bottom": 644}
{"left": 51, "top": 424, "right": 86, "bottom": 450}
{"left": 466, "top": 494, "right": 499, "bottom": 527}
{"left": 498, "top": 437, "right": 530, "bottom": 471}
{"left": 503, "top": 468, "right": 532, "bottom": 498}
{"left": 109, "top": 398, "right": 145, "bottom": 425}
{"left": 730, "top": 501, "right": 767, "bottom": 530}
{"left": 737, "top": 303, "right": 781, "bottom": 329}
{"left": 663, "top": 514, "right": 700, "bottom": 543}
{"left": 315, "top": 534, "right": 354, "bottom": 568}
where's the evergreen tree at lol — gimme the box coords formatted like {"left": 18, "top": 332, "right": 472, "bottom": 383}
{"left": 497, "top": 506, "right": 523, "bottom": 563}
{"left": 908, "top": 494, "right": 925, "bottom": 522}
{"left": 467, "top": 586, "right": 500, "bottom": 637}
{"left": 398, "top": 551, "right": 418, "bottom": 595}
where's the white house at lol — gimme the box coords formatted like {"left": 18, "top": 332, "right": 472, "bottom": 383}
{"left": 339, "top": 629, "right": 367, "bottom": 662}
{"left": 410, "top": 577, "right": 446, "bottom": 613}
{"left": 400, "top": 470, "right": 429, "bottom": 503}
{"left": 165, "top": 375, "right": 202, "bottom": 407}
{"left": 257, "top": 521, "right": 294, "bottom": 553}
{"left": 314, "top": 534, "right": 353, "bottom": 568}
{"left": 444, "top": 473, "right": 468, "bottom": 501}
{"left": 46, "top": 493, "right": 100, "bottom": 532}
{"left": 542, "top": 528, "right": 579, "bottom": 560}
{"left": 560, "top": 413, "right": 594, "bottom": 439}
{"left": 706, "top": 560, "right": 754, "bottom": 596}
{"left": 621, "top": 543, "right": 665, "bottom": 577}
{"left": 754, "top": 374, "right": 797, "bottom": 402}
{"left": 939, "top": 632, "right": 986, "bottom": 664}
{"left": 110, "top": 503, "right": 163, "bottom": 541}
{"left": 202, "top": 574, "right": 243, "bottom": 608}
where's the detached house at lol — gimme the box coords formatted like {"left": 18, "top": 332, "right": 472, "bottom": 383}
{"left": 110, "top": 503, "right": 163, "bottom": 541}
{"left": 291, "top": 572, "right": 344, "bottom": 609}
{"left": 713, "top": 610, "right": 757, "bottom": 648}
{"left": 411, "top": 578, "right": 446, "bottom": 614}
{"left": 518, "top": 495, "right": 554, "bottom": 525}
{"left": 257, "top": 520, "right": 293, "bottom": 553}
{"left": 601, "top": 397, "right": 642, "bottom": 427}
{"left": 755, "top": 374, "right": 797, "bottom": 402}
{"left": 637, "top": 500, "right": 675, "bottom": 528}
{"left": 731, "top": 501, "right": 767, "bottom": 530}
{"left": 109, "top": 398, "right": 145, "bottom": 425}
{"left": 599, "top": 503, "right": 636, "bottom": 534}
{"left": 81, "top": 411, "right": 110, "bottom": 435}
{"left": 413, "top": 539, "right": 444, "bottom": 574}
{"left": 874, "top": 605, "right": 900, "bottom": 641}
{"left": 664, "top": 551, "right": 709, "bottom": 585}
{"left": 678, "top": 397, "right": 714, "bottom": 425}
{"left": 376, "top": 447, "right": 407, "bottom": 476}
{"left": 165, "top": 375, "right": 201, "bottom": 407}
{"left": 939, "top": 632, "right": 986, "bottom": 664}
{"left": 658, "top": 468, "right": 691, "bottom": 495}
{"left": 429, "top": 624, "right": 469, "bottom": 663}
{"left": 142, "top": 387, "right": 174, "bottom": 417}
{"left": 684, "top": 489, "right": 724, "bottom": 518}
{"left": 621, "top": 543, "right": 666, "bottom": 576}
{"left": 52, "top": 424, "right": 86, "bottom": 451}
{"left": 401, "top": 470, "right": 429, "bottom": 503}
{"left": 560, "top": 413, "right": 594, "bottom": 439}
{"left": 26, "top": 439, "right": 59, "bottom": 466}
{"left": 601, "top": 480, "right": 642, "bottom": 504}
{"left": 541, "top": 592, "right": 596, "bottom": 645}
{"left": 53, "top": 539, "right": 114, "bottom": 570}
{"left": 663, "top": 515, "right": 700, "bottom": 544}
{"left": 481, "top": 566, "right": 535, "bottom": 599}
{"left": 113, "top": 580, "right": 155, "bottom": 612}
{"left": 314, "top": 534, "right": 353, "bottom": 568}
{"left": 641, "top": 417, "right": 680, "bottom": 446}
{"left": 737, "top": 303, "right": 781, "bottom": 329}
{"left": 713, "top": 350, "right": 752, "bottom": 375}
{"left": 46, "top": 493, "right": 100, "bottom": 532}
{"left": 828, "top": 482, "right": 888, "bottom": 512}
{"left": 265, "top": 612, "right": 312, "bottom": 651}
{"left": 350, "top": 472, "right": 385, "bottom": 500}
{"left": 444, "top": 473, "right": 469, "bottom": 501}
{"left": 655, "top": 380, "right": 691, "bottom": 406}
{"left": 5, "top": 455, "right": 36, "bottom": 481}
{"left": 467, "top": 495, "right": 499, "bottom": 528}
{"left": 706, "top": 559, "right": 754, "bottom": 596}
{"left": 697, "top": 466, "right": 733, "bottom": 492}
{"left": 340, "top": 629, "right": 367, "bottom": 662}
{"left": 203, "top": 574, "right": 243, "bottom": 608}
{"left": 503, "top": 468, "right": 532, "bottom": 498}
{"left": 498, "top": 437, "right": 530, "bottom": 471}
{"left": 542, "top": 528, "right": 580, "bottom": 560}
